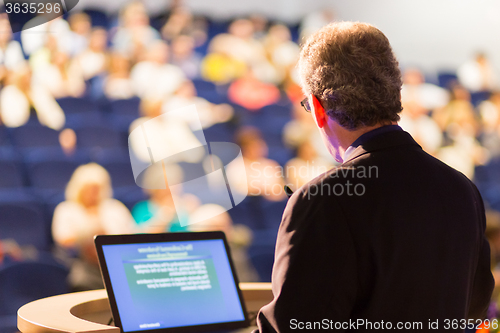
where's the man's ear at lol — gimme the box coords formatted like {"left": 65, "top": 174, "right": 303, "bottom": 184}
{"left": 311, "top": 95, "right": 326, "bottom": 128}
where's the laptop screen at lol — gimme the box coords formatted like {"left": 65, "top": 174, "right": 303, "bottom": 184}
{"left": 95, "top": 232, "right": 248, "bottom": 333}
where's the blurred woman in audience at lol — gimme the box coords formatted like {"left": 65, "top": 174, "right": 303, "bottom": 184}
{"left": 188, "top": 204, "right": 259, "bottom": 282}
{"left": 112, "top": 1, "right": 160, "bottom": 61}
{"left": 0, "top": 64, "right": 65, "bottom": 129}
{"left": 104, "top": 53, "right": 135, "bottom": 100}
{"left": 52, "top": 163, "right": 135, "bottom": 291}
{"left": 162, "top": 79, "right": 233, "bottom": 129}
{"left": 227, "top": 127, "right": 285, "bottom": 201}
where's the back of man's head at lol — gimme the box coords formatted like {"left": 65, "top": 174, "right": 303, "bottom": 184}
{"left": 299, "top": 22, "right": 403, "bottom": 130}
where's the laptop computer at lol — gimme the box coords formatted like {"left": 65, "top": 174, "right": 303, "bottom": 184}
{"left": 95, "top": 231, "right": 251, "bottom": 333}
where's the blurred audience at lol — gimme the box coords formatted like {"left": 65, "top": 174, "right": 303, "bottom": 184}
{"left": 458, "top": 52, "right": 498, "bottom": 93}
{"left": 0, "top": 65, "right": 65, "bottom": 129}
{"left": 104, "top": 53, "right": 135, "bottom": 100}
{"left": 130, "top": 40, "right": 185, "bottom": 100}
{"left": 111, "top": 1, "right": 160, "bottom": 61}
{"left": 52, "top": 163, "right": 135, "bottom": 290}
{"left": 3, "top": 5, "right": 500, "bottom": 293}
{"left": 162, "top": 79, "right": 233, "bottom": 128}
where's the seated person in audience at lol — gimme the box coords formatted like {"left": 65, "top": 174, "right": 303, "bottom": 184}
{"left": 479, "top": 91, "right": 500, "bottom": 157}
{"left": 112, "top": 1, "right": 160, "bottom": 62}
{"left": 0, "top": 14, "right": 26, "bottom": 83}
{"left": 0, "top": 64, "right": 65, "bottom": 129}
{"left": 188, "top": 204, "right": 259, "bottom": 282}
{"left": 104, "top": 53, "right": 135, "bottom": 100}
{"left": 228, "top": 68, "right": 281, "bottom": 111}
{"left": 227, "top": 127, "right": 286, "bottom": 201}
{"left": 52, "top": 163, "right": 135, "bottom": 291}
{"left": 21, "top": 16, "right": 72, "bottom": 56}
{"left": 285, "top": 139, "right": 333, "bottom": 191}
{"left": 170, "top": 35, "right": 202, "bottom": 79}
{"left": 129, "top": 97, "right": 204, "bottom": 164}
{"left": 433, "top": 83, "right": 478, "bottom": 135}
{"left": 130, "top": 40, "right": 185, "bottom": 100}
{"left": 67, "top": 12, "right": 92, "bottom": 57}
{"left": 162, "top": 79, "right": 233, "bottom": 129}
{"left": 433, "top": 84, "right": 488, "bottom": 178}
{"left": 73, "top": 28, "right": 109, "bottom": 81}
{"left": 458, "top": 52, "right": 498, "bottom": 92}
{"left": 401, "top": 68, "right": 449, "bottom": 111}
{"left": 203, "top": 19, "right": 276, "bottom": 84}
{"left": 161, "top": 7, "right": 207, "bottom": 47}
{"left": 132, "top": 165, "right": 191, "bottom": 233}
{"left": 263, "top": 24, "right": 300, "bottom": 85}
{"left": 399, "top": 99, "right": 443, "bottom": 155}
{"left": 59, "top": 128, "right": 77, "bottom": 156}
{"left": 32, "top": 48, "right": 86, "bottom": 99}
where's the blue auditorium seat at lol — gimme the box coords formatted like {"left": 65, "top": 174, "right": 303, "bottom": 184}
{"left": 203, "top": 122, "right": 236, "bottom": 143}
{"left": 260, "top": 198, "right": 287, "bottom": 230}
{"left": 228, "top": 196, "right": 266, "bottom": 230}
{"left": 102, "top": 161, "right": 137, "bottom": 189}
{"left": 0, "top": 258, "right": 69, "bottom": 332}
{"left": 26, "top": 160, "right": 79, "bottom": 200}
{"left": 470, "top": 91, "right": 491, "bottom": 108}
{"left": 56, "top": 97, "right": 99, "bottom": 115}
{"left": 83, "top": 9, "right": 109, "bottom": 28}
{"left": 0, "top": 160, "right": 24, "bottom": 188}
{"left": 65, "top": 110, "right": 108, "bottom": 129}
{"left": 437, "top": 72, "right": 458, "bottom": 89}
{"left": 248, "top": 246, "right": 275, "bottom": 282}
{"left": 109, "top": 97, "right": 141, "bottom": 117}
{"left": 0, "top": 126, "right": 11, "bottom": 146}
{"left": 10, "top": 125, "right": 60, "bottom": 149}
{"left": 0, "top": 203, "right": 50, "bottom": 250}
{"left": 75, "top": 126, "right": 124, "bottom": 149}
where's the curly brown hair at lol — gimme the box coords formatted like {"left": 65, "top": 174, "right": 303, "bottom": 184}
{"left": 299, "top": 22, "right": 403, "bottom": 130}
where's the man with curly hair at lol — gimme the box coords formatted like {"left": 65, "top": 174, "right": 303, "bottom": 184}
{"left": 254, "top": 22, "right": 493, "bottom": 332}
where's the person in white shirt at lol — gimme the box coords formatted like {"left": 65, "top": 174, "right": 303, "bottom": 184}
{"left": 52, "top": 163, "right": 135, "bottom": 290}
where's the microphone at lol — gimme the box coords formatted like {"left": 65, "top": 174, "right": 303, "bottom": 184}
{"left": 284, "top": 185, "right": 294, "bottom": 198}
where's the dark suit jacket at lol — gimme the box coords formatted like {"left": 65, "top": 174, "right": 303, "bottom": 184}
{"left": 254, "top": 129, "right": 494, "bottom": 332}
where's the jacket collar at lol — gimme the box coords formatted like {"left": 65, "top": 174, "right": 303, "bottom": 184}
{"left": 342, "top": 127, "right": 422, "bottom": 164}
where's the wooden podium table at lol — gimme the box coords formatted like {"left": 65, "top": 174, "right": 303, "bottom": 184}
{"left": 17, "top": 283, "right": 272, "bottom": 333}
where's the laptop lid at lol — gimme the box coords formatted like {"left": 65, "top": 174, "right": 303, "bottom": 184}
{"left": 95, "top": 231, "right": 249, "bottom": 333}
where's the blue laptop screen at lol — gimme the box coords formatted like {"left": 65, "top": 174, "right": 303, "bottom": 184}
{"left": 102, "top": 239, "right": 245, "bottom": 332}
